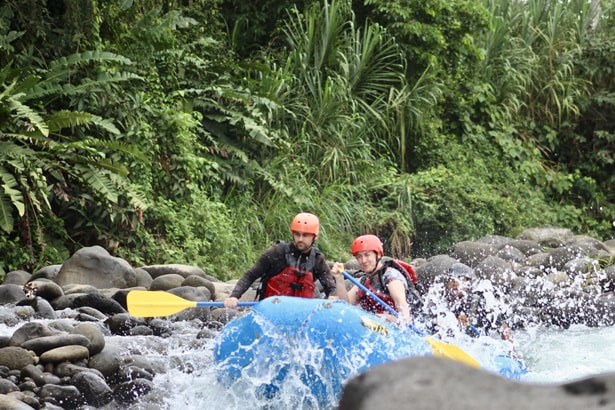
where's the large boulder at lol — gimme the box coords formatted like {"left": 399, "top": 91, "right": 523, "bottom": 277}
{"left": 54, "top": 246, "right": 137, "bottom": 289}
{"left": 339, "top": 356, "right": 615, "bottom": 410}
{"left": 451, "top": 241, "right": 497, "bottom": 268}
{"left": 139, "top": 264, "right": 207, "bottom": 280}
{"left": 516, "top": 227, "right": 574, "bottom": 248}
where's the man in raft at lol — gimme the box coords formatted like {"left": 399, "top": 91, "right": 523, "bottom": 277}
{"left": 224, "top": 212, "right": 342, "bottom": 307}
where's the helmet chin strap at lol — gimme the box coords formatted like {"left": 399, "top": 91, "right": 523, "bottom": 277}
{"left": 366, "top": 255, "right": 382, "bottom": 275}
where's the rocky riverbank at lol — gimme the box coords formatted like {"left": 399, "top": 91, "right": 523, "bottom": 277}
{"left": 0, "top": 226, "right": 613, "bottom": 409}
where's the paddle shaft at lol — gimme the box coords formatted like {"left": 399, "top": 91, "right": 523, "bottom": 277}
{"left": 342, "top": 271, "right": 398, "bottom": 316}
{"left": 195, "top": 301, "right": 257, "bottom": 308}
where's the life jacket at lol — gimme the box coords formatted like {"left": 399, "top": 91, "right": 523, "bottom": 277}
{"left": 356, "top": 259, "right": 418, "bottom": 314}
{"left": 261, "top": 241, "right": 316, "bottom": 299}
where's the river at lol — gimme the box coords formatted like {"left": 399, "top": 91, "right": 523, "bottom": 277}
{"left": 110, "top": 320, "right": 615, "bottom": 409}
{"left": 2, "top": 309, "right": 614, "bottom": 409}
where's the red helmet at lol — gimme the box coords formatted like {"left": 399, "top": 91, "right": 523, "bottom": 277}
{"left": 290, "top": 213, "right": 320, "bottom": 237}
{"left": 351, "top": 234, "right": 384, "bottom": 256}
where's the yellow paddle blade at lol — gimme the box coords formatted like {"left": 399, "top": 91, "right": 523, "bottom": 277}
{"left": 425, "top": 337, "right": 480, "bottom": 368}
{"left": 127, "top": 290, "right": 198, "bottom": 317}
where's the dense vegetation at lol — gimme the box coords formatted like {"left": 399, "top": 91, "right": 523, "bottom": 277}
{"left": 1, "top": 0, "right": 613, "bottom": 279}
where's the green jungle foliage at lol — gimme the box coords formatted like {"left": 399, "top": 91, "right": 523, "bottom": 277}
{"left": 0, "top": 0, "right": 613, "bottom": 279}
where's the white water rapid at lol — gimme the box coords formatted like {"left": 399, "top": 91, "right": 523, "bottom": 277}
{"left": 123, "top": 321, "right": 615, "bottom": 409}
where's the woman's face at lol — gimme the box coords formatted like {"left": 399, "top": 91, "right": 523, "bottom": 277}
{"left": 354, "top": 250, "right": 379, "bottom": 274}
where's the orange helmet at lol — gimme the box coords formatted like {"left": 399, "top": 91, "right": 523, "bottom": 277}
{"left": 351, "top": 234, "right": 384, "bottom": 256}
{"left": 290, "top": 213, "right": 320, "bottom": 237}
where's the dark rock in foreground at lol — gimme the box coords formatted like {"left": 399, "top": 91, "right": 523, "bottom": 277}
{"left": 339, "top": 356, "right": 615, "bottom": 410}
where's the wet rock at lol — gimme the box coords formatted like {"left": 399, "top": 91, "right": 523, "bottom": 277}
{"left": 500, "top": 239, "right": 543, "bottom": 256}
{"left": 2, "top": 271, "right": 32, "bottom": 286}
{"left": 0, "top": 378, "right": 19, "bottom": 394}
{"left": 474, "top": 255, "right": 514, "bottom": 285}
{"left": 38, "top": 384, "right": 83, "bottom": 409}
{"left": 517, "top": 226, "right": 574, "bottom": 248}
{"left": 526, "top": 252, "right": 550, "bottom": 269}
{"left": 71, "top": 371, "right": 113, "bottom": 407}
{"left": 196, "top": 327, "right": 217, "bottom": 339}
{"left": 12, "top": 392, "right": 40, "bottom": 409}
{"left": 140, "top": 264, "right": 207, "bottom": 280}
{"left": 54, "top": 246, "right": 136, "bottom": 289}
{"left": 414, "top": 254, "right": 458, "bottom": 289}
{"left": 0, "top": 347, "right": 37, "bottom": 370}
{"left": 106, "top": 313, "right": 138, "bottom": 335}
{"left": 9, "top": 323, "right": 59, "bottom": 347}
{"left": 172, "top": 307, "right": 212, "bottom": 322}
{"left": 12, "top": 306, "right": 36, "bottom": 321}
{"left": 55, "top": 363, "right": 103, "bottom": 380}
{"left": 30, "top": 265, "right": 62, "bottom": 281}
{"left": 21, "top": 334, "right": 90, "bottom": 356}
{"left": 27, "top": 280, "right": 63, "bottom": 301}
{"left": 146, "top": 318, "right": 173, "bottom": 337}
{"left": 0, "top": 393, "right": 36, "bottom": 409}
{"left": 75, "top": 306, "right": 108, "bottom": 321}
{"left": 88, "top": 344, "right": 124, "bottom": 378}
{"left": 181, "top": 274, "right": 212, "bottom": 290}
{"left": 113, "top": 378, "right": 153, "bottom": 404}
{"left": 149, "top": 274, "right": 185, "bottom": 291}
{"left": 39, "top": 345, "right": 90, "bottom": 363}
{"left": 548, "top": 244, "right": 601, "bottom": 271}
{"left": 31, "top": 297, "right": 56, "bottom": 319}
{"left": 168, "top": 285, "right": 211, "bottom": 302}
{"left": 72, "top": 293, "right": 126, "bottom": 316}
{"left": 109, "top": 289, "right": 131, "bottom": 310}
{"left": 210, "top": 307, "right": 241, "bottom": 325}
{"left": 21, "top": 364, "right": 60, "bottom": 386}
{"left": 496, "top": 245, "right": 528, "bottom": 263}
{"left": 115, "top": 365, "right": 154, "bottom": 383}
{"left": 135, "top": 267, "right": 154, "bottom": 288}
{"left": 71, "top": 324, "right": 105, "bottom": 355}
{"left": 122, "top": 354, "right": 157, "bottom": 376}
{"left": 0, "top": 312, "right": 20, "bottom": 330}
{"left": 0, "top": 284, "right": 27, "bottom": 304}
{"left": 563, "top": 257, "right": 596, "bottom": 276}
{"left": 62, "top": 284, "right": 100, "bottom": 295}
{"left": 339, "top": 356, "right": 615, "bottom": 410}
{"left": 129, "top": 325, "right": 153, "bottom": 336}
{"left": 477, "top": 235, "right": 513, "bottom": 248}
{"left": 451, "top": 241, "right": 497, "bottom": 268}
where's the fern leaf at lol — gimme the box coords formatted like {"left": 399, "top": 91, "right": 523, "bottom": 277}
{"left": 9, "top": 100, "right": 48, "bottom": 136}
{"left": 0, "top": 191, "right": 14, "bottom": 233}
{"left": 0, "top": 167, "right": 25, "bottom": 216}
{"left": 78, "top": 167, "right": 119, "bottom": 203}
{"left": 48, "top": 51, "right": 132, "bottom": 71}
{"left": 47, "top": 110, "right": 121, "bottom": 135}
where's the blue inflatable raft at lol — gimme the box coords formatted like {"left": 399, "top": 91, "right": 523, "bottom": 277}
{"left": 213, "top": 296, "right": 525, "bottom": 407}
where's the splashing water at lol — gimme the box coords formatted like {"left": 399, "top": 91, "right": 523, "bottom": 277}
{"left": 119, "top": 321, "right": 615, "bottom": 410}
